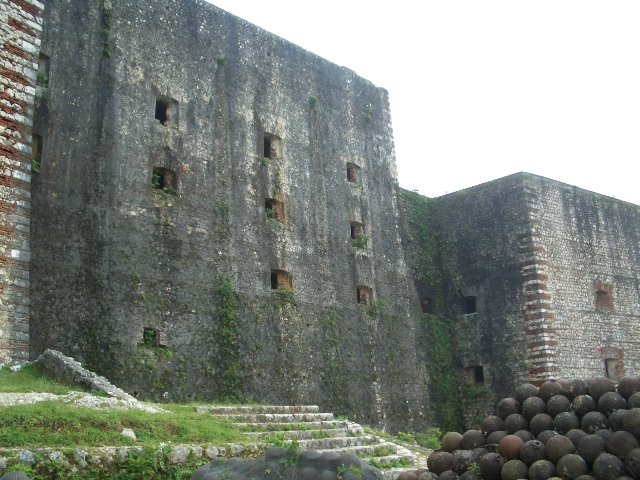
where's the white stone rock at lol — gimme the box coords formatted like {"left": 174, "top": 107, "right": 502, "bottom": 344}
{"left": 121, "top": 428, "right": 137, "bottom": 441}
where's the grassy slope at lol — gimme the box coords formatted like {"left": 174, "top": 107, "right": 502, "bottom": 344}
{"left": 0, "top": 365, "right": 245, "bottom": 448}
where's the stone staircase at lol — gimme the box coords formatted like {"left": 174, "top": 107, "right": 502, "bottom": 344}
{"left": 197, "top": 405, "right": 418, "bottom": 470}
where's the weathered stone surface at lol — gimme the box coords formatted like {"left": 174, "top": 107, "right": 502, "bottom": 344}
{"left": 29, "top": 0, "right": 426, "bottom": 431}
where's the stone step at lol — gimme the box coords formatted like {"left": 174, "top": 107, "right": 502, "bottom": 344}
{"left": 244, "top": 427, "right": 364, "bottom": 440}
{"left": 318, "top": 442, "right": 400, "bottom": 458}
{"left": 196, "top": 405, "right": 320, "bottom": 415}
{"left": 214, "top": 412, "right": 334, "bottom": 423}
{"left": 279, "top": 435, "right": 383, "bottom": 450}
{"left": 233, "top": 420, "right": 351, "bottom": 431}
{"left": 366, "top": 451, "right": 417, "bottom": 466}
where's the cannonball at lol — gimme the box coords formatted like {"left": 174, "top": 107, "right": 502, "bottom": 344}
{"left": 530, "top": 413, "right": 555, "bottom": 436}
{"left": 523, "top": 397, "right": 548, "bottom": 421}
{"left": 545, "top": 435, "right": 576, "bottom": 464}
{"left": 617, "top": 376, "right": 640, "bottom": 400}
{"left": 606, "top": 408, "right": 628, "bottom": 431}
{"left": 487, "top": 431, "right": 508, "bottom": 446}
{"left": 592, "top": 452, "right": 625, "bottom": 480}
{"left": 516, "top": 383, "right": 541, "bottom": 404}
{"left": 521, "top": 439, "right": 547, "bottom": 466}
{"left": 419, "top": 472, "right": 438, "bottom": 480}
{"left": 577, "top": 434, "right": 607, "bottom": 465}
{"left": 589, "top": 378, "right": 615, "bottom": 402}
{"left": 629, "top": 392, "right": 640, "bottom": 409}
{"left": 537, "top": 430, "right": 559, "bottom": 445}
{"left": 553, "top": 412, "right": 580, "bottom": 434}
{"left": 459, "top": 471, "right": 480, "bottom": 480}
{"left": 566, "top": 379, "right": 590, "bottom": 400}
{"left": 478, "top": 452, "right": 505, "bottom": 480}
{"left": 428, "top": 452, "right": 455, "bottom": 475}
{"left": 622, "top": 407, "right": 640, "bottom": 436}
{"left": 504, "top": 413, "right": 528, "bottom": 434}
{"left": 496, "top": 398, "right": 521, "bottom": 420}
{"left": 513, "top": 430, "right": 534, "bottom": 443}
{"left": 556, "top": 454, "right": 588, "bottom": 480}
{"left": 581, "top": 411, "right": 609, "bottom": 433}
{"left": 498, "top": 435, "right": 524, "bottom": 460}
{"left": 470, "top": 447, "right": 489, "bottom": 463}
{"left": 624, "top": 447, "right": 640, "bottom": 479}
{"left": 500, "top": 459, "right": 528, "bottom": 480}
{"left": 482, "top": 416, "right": 506, "bottom": 437}
{"left": 594, "top": 429, "right": 612, "bottom": 443}
{"left": 452, "top": 449, "right": 474, "bottom": 474}
{"left": 461, "top": 430, "right": 485, "bottom": 450}
{"left": 539, "top": 381, "right": 564, "bottom": 402}
{"left": 606, "top": 430, "right": 639, "bottom": 458}
{"left": 565, "top": 429, "right": 587, "bottom": 448}
{"left": 437, "top": 471, "right": 458, "bottom": 480}
{"left": 547, "top": 395, "right": 572, "bottom": 418}
{"left": 597, "top": 391, "right": 626, "bottom": 416}
{"left": 529, "top": 459, "right": 557, "bottom": 480}
{"left": 570, "top": 395, "right": 596, "bottom": 418}
{"left": 442, "top": 432, "right": 464, "bottom": 452}
{"left": 573, "top": 476, "right": 595, "bottom": 480}
{"left": 397, "top": 473, "right": 419, "bottom": 480}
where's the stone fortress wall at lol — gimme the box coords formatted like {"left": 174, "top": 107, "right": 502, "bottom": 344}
{"left": 399, "top": 173, "right": 640, "bottom": 423}
{"left": 0, "top": 0, "right": 43, "bottom": 364}
{"left": 1, "top": 0, "right": 638, "bottom": 430}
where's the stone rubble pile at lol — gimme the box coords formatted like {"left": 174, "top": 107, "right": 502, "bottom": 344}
{"left": 422, "top": 377, "right": 640, "bottom": 480}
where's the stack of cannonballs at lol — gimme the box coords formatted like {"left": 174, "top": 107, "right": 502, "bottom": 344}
{"left": 424, "top": 377, "right": 640, "bottom": 480}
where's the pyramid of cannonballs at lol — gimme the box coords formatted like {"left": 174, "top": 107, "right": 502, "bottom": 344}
{"left": 424, "top": 377, "right": 640, "bottom": 480}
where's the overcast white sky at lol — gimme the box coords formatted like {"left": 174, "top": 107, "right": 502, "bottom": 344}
{"left": 207, "top": 1, "right": 640, "bottom": 205}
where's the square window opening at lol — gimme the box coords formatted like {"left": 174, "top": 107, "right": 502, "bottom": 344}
{"left": 605, "top": 358, "right": 622, "bottom": 380}
{"left": 271, "top": 269, "right": 292, "bottom": 290}
{"left": 464, "top": 365, "right": 485, "bottom": 384}
{"left": 265, "top": 198, "right": 285, "bottom": 222}
{"left": 350, "top": 221, "right": 365, "bottom": 239}
{"left": 464, "top": 296, "right": 477, "bottom": 314}
{"left": 155, "top": 99, "right": 168, "bottom": 125}
{"left": 347, "top": 163, "right": 360, "bottom": 183}
{"left": 142, "top": 327, "right": 161, "bottom": 347}
{"left": 263, "top": 133, "right": 281, "bottom": 159}
{"left": 152, "top": 167, "right": 177, "bottom": 194}
{"left": 357, "top": 286, "right": 372, "bottom": 305}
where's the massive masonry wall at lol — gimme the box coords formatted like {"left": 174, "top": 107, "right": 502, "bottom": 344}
{"left": 30, "top": 0, "right": 428, "bottom": 430}
{"left": 401, "top": 173, "right": 640, "bottom": 410}
{"left": 399, "top": 176, "right": 533, "bottom": 426}
{"left": 0, "top": 0, "right": 43, "bottom": 364}
{"left": 523, "top": 174, "right": 640, "bottom": 380}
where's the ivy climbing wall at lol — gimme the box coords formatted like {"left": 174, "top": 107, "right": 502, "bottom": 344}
{"left": 0, "top": 0, "right": 43, "bottom": 364}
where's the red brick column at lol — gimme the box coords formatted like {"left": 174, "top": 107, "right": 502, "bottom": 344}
{"left": 0, "top": 0, "right": 43, "bottom": 364}
{"left": 518, "top": 183, "right": 560, "bottom": 383}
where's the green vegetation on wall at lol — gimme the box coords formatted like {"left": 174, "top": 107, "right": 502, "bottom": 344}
{"left": 399, "top": 190, "right": 439, "bottom": 284}
{"left": 213, "top": 275, "right": 243, "bottom": 402}
{"left": 422, "top": 313, "right": 463, "bottom": 431}
{"left": 322, "top": 307, "right": 349, "bottom": 413}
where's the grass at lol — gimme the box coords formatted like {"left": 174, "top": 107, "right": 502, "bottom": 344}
{"left": 0, "top": 402, "right": 245, "bottom": 448}
{"left": 0, "top": 364, "right": 247, "bottom": 449}
{"left": 0, "top": 364, "right": 81, "bottom": 394}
